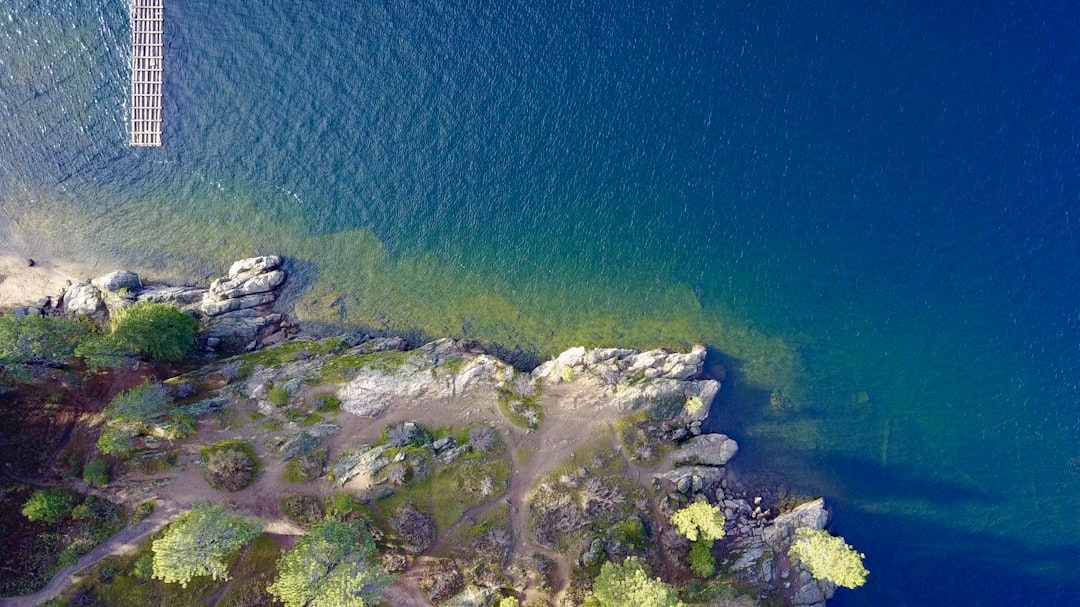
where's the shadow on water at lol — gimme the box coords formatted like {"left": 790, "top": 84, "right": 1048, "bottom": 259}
{"left": 700, "top": 346, "right": 1077, "bottom": 606}
{"left": 827, "top": 505, "right": 1078, "bottom": 607}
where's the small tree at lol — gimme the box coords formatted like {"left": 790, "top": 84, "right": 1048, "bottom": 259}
{"left": 670, "top": 501, "right": 725, "bottom": 542}
{"left": 688, "top": 540, "right": 714, "bottom": 577}
{"left": 591, "top": 557, "right": 683, "bottom": 607}
{"left": 787, "top": 528, "right": 868, "bottom": 589}
{"left": 22, "top": 488, "right": 78, "bottom": 524}
{"left": 108, "top": 301, "right": 197, "bottom": 361}
{"left": 268, "top": 519, "right": 391, "bottom": 607}
{"left": 152, "top": 504, "right": 261, "bottom": 587}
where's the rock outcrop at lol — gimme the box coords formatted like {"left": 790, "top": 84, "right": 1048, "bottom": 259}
{"left": 41, "top": 255, "right": 293, "bottom": 353}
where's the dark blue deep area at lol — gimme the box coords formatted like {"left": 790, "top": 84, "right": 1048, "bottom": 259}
{"left": 2, "top": 1, "right": 1079, "bottom": 604}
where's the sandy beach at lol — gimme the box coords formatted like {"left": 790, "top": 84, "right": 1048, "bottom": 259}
{"left": 0, "top": 251, "right": 82, "bottom": 310}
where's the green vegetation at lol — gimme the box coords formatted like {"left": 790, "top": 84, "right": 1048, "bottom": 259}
{"left": 688, "top": 541, "right": 714, "bottom": 578}
{"left": 22, "top": 488, "right": 78, "bottom": 524}
{"left": 230, "top": 337, "right": 343, "bottom": 380}
{"left": 268, "top": 519, "right": 391, "bottom": 607}
{"left": 313, "top": 349, "right": 413, "bottom": 384}
{"left": 200, "top": 439, "right": 260, "bottom": 492}
{"left": 267, "top": 383, "right": 290, "bottom": 407}
{"left": 98, "top": 382, "right": 180, "bottom": 457}
{"left": 496, "top": 381, "right": 543, "bottom": 429}
{"left": 684, "top": 396, "right": 705, "bottom": 416}
{"left": 74, "top": 333, "right": 132, "bottom": 372}
{"left": 108, "top": 301, "right": 198, "bottom": 361}
{"left": 280, "top": 493, "right": 325, "bottom": 527}
{"left": 0, "top": 312, "right": 89, "bottom": 368}
{"left": 132, "top": 500, "right": 157, "bottom": 523}
{"left": 151, "top": 504, "right": 262, "bottom": 587}
{"left": 590, "top": 557, "right": 683, "bottom": 607}
{"left": 670, "top": 502, "right": 726, "bottom": 542}
{"left": 787, "top": 528, "right": 868, "bottom": 589}
{"left": 313, "top": 394, "right": 342, "bottom": 413}
{"left": 283, "top": 448, "right": 326, "bottom": 483}
{"left": 83, "top": 457, "right": 111, "bottom": 487}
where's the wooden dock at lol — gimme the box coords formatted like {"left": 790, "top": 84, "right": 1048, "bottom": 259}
{"left": 129, "top": 0, "right": 163, "bottom": 146}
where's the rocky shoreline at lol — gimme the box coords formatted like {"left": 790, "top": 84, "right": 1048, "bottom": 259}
{"left": 5, "top": 255, "right": 297, "bottom": 353}
{"left": 2, "top": 255, "right": 840, "bottom": 607}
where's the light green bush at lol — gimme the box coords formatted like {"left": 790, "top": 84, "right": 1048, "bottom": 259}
{"left": 787, "top": 528, "right": 868, "bottom": 589}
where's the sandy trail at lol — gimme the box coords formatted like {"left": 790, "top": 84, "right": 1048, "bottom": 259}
{"left": 0, "top": 252, "right": 83, "bottom": 310}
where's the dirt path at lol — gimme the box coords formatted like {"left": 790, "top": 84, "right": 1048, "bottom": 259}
{"left": 0, "top": 503, "right": 182, "bottom": 607}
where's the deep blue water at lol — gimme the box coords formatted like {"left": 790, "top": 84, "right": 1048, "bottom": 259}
{"left": 2, "top": 1, "right": 1079, "bottom": 604}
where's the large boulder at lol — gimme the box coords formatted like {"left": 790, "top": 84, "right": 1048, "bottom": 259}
{"left": 91, "top": 270, "right": 142, "bottom": 293}
{"left": 672, "top": 433, "right": 739, "bottom": 467}
{"left": 227, "top": 255, "right": 282, "bottom": 277}
{"left": 63, "top": 283, "right": 106, "bottom": 318}
{"left": 209, "top": 269, "right": 286, "bottom": 299}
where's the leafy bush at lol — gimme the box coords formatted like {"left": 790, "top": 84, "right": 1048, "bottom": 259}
{"left": 0, "top": 313, "right": 89, "bottom": 367}
{"left": 670, "top": 501, "right": 725, "bottom": 542}
{"left": 201, "top": 440, "right": 260, "bottom": 492}
{"left": 152, "top": 503, "right": 262, "bottom": 587}
{"left": 268, "top": 519, "right": 390, "bottom": 607}
{"left": 97, "top": 425, "right": 136, "bottom": 458}
{"left": 283, "top": 448, "right": 326, "bottom": 483}
{"left": 73, "top": 334, "right": 131, "bottom": 372}
{"left": 392, "top": 503, "right": 436, "bottom": 553}
{"left": 324, "top": 492, "right": 366, "bottom": 521}
{"left": 787, "top": 528, "right": 868, "bottom": 589}
{"left": 22, "top": 488, "right": 78, "bottom": 524}
{"left": 280, "top": 493, "right": 324, "bottom": 527}
{"left": 591, "top": 557, "right": 683, "bottom": 607}
{"left": 83, "top": 458, "right": 111, "bottom": 487}
{"left": 108, "top": 301, "right": 197, "bottom": 361}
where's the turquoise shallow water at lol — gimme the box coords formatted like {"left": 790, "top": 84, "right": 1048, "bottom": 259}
{"left": 2, "top": 1, "right": 1079, "bottom": 604}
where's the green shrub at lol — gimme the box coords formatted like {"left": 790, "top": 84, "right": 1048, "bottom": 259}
{"left": 280, "top": 493, "right": 325, "bottom": 527}
{"left": 131, "top": 500, "right": 156, "bottom": 523}
{"left": 689, "top": 540, "right": 714, "bottom": 578}
{"left": 787, "top": 528, "right": 868, "bottom": 589}
{"left": 152, "top": 504, "right": 262, "bottom": 587}
{"left": 201, "top": 440, "right": 260, "bottom": 492}
{"left": 283, "top": 448, "right": 326, "bottom": 483}
{"left": 108, "top": 302, "right": 197, "bottom": 361}
{"left": 266, "top": 384, "right": 290, "bottom": 407}
{"left": 74, "top": 334, "right": 131, "bottom": 372}
{"left": 22, "top": 488, "right": 78, "bottom": 524}
{"left": 313, "top": 394, "right": 341, "bottom": 413}
{"left": 0, "top": 313, "right": 90, "bottom": 367}
{"left": 83, "top": 458, "right": 110, "bottom": 487}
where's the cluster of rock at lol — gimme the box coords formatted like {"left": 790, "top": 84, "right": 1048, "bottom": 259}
{"left": 17, "top": 255, "right": 295, "bottom": 352}
{"left": 221, "top": 326, "right": 837, "bottom": 606}
{"left": 535, "top": 343, "right": 719, "bottom": 418}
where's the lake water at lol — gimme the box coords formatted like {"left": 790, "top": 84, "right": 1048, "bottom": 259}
{"left": 2, "top": 1, "right": 1078, "bottom": 604}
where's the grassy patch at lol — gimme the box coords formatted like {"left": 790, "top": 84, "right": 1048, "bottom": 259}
{"left": 312, "top": 394, "right": 341, "bottom": 413}
{"left": 283, "top": 448, "right": 327, "bottom": 483}
{"left": 496, "top": 381, "right": 543, "bottom": 429}
{"left": 312, "top": 349, "right": 414, "bottom": 384}
{"left": 377, "top": 452, "right": 511, "bottom": 534}
{"left": 125, "top": 450, "right": 177, "bottom": 475}
{"left": 230, "top": 338, "right": 343, "bottom": 380}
